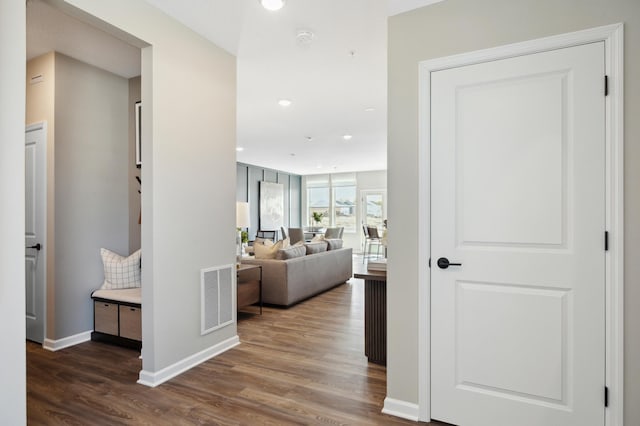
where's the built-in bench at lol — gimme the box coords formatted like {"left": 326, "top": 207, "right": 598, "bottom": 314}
{"left": 91, "top": 288, "right": 141, "bottom": 350}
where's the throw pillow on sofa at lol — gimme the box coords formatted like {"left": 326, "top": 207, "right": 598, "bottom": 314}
{"left": 305, "top": 241, "right": 328, "bottom": 255}
{"left": 276, "top": 244, "right": 307, "bottom": 260}
{"left": 100, "top": 248, "right": 141, "bottom": 290}
{"left": 254, "top": 237, "right": 273, "bottom": 246}
{"left": 325, "top": 238, "right": 343, "bottom": 250}
{"left": 254, "top": 238, "right": 290, "bottom": 259}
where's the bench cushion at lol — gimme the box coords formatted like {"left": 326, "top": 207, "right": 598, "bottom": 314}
{"left": 92, "top": 288, "right": 141, "bottom": 305}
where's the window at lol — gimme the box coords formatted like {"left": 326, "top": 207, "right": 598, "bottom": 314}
{"left": 308, "top": 186, "right": 330, "bottom": 227}
{"left": 306, "top": 173, "right": 357, "bottom": 232}
{"left": 334, "top": 186, "right": 356, "bottom": 232}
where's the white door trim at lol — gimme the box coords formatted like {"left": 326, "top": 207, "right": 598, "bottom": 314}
{"left": 417, "top": 23, "right": 624, "bottom": 425}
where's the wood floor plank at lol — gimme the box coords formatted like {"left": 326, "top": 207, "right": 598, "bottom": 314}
{"left": 28, "top": 263, "right": 441, "bottom": 425}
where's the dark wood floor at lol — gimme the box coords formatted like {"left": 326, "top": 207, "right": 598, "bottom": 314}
{"left": 27, "top": 261, "right": 436, "bottom": 425}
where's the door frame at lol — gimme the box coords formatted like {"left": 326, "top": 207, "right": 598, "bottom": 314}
{"left": 417, "top": 24, "right": 624, "bottom": 425}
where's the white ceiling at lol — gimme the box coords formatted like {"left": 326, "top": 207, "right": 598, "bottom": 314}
{"left": 26, "top": 0, "right": 442, "bottom": 175}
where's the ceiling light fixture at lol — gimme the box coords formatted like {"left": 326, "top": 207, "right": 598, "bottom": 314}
{"left": 343, "top": 134, "right": 353, "bottom": 141}
{"left": 236, "top": 147, "right": 244, "bottom": 152}
{"left": 278, "top": 99, "right": 292, "bottom": 107}
{"left": 260, "top": 0, "right": 285, "bottom": 11}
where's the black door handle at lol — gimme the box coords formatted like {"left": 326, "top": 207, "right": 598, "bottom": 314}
{"left": 27, "top": 243, "right": 41, "bottom": 251}
{"left": 437, "top": 257, "right": 461, "bottom": 269}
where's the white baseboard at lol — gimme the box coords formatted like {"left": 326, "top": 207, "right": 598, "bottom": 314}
{"left": 137, "top": 335, "right": 240, "bottom": 387}
{"left": 382, "top": 397, "right": 420, "bottom": 422}
{"left": 42, "top": 330, "right": 92, "bottom": 352}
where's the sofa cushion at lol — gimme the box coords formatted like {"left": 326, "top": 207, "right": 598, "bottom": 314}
{"left": 325, "top": 238, "right": 343, "bottom": 250}
{"left": 100, "top": 248, "right": 141, "bottom": 290}
{"left": 276, "top": 244, "right": 307, "bottom": 260}
{"left": 305, "top": 241, "right": 328, "bottom": 255}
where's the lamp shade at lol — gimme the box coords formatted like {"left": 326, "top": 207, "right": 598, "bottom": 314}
{"left": 236, "top": 202, "right": 250, "bottom": 228}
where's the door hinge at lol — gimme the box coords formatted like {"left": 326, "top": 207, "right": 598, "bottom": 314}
{"left": 605, "top": 386, "right": 609, "bottom": 407}
{"left": 605, "top": 75, "right": 609, "bottom": 96}
{"left": 428, "top": 257, "right": 431, "bottom": 268}
{"left": 605, "top": 231, "right": 609, "bottom": 251}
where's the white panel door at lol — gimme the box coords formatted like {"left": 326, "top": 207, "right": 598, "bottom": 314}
{"left": 25, "top": 123, "right": 46, "bottom": 344}
{"left": 431, "top": 42, "right": 605, "bottom": 426}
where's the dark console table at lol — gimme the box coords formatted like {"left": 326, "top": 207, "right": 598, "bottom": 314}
{"left": 354, "top": 270, "right": 387, "bottom": 365}
{"left": 237, "top": 264, "right": 262, "bottom": 314}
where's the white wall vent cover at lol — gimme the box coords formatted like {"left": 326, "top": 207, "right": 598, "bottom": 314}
{"left": 201, "top": 264, "right": 235, "bottom": 335}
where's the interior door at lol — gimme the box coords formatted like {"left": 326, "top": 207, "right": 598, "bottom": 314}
{"left": 25, "top": 123, "right": 46, "bottom": 344}
{"left": 431, "top": 42, "right": 605, "bottom": 426}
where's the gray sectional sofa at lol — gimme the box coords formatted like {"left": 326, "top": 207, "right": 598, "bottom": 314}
{"left": 242, "top": 247, "right": 353, "bottom": 306}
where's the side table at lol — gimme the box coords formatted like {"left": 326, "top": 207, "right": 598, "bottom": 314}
{"left": 237, "top": 264, "right": 262, "bottom": 314}
{"left": 354, "top": 270, "right": 387, "bottom": 365}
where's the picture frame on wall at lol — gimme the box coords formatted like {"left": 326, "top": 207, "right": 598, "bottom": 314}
{"left": 259, "top": 181, "right": 284, "bottom": 231}
{"left": 135, "top": 101, "right": 142, "bottom": 168}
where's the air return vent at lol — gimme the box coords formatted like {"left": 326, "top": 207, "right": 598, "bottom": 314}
{"left": 201, "top": 264, "right": 234, "bottom": 335}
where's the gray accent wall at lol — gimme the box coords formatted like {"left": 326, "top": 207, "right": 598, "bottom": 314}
{"left": 54, "top": 53, "right": 129, "bottom": 339}
{"left": 237, "top": 162, "right": 302, "bottom": 240}
{"left": 388, "top": 0, "right": 640, "bottom": 423}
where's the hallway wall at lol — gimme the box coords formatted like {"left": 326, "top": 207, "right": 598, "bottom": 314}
{"left": 0, "top": 0, "right": 26, "bottom": 423}
{"left": 388, "top": 0, "right": 640, "bottom": 423}
{"left": 26, "top": 52, "right": 130, "bottom": 341}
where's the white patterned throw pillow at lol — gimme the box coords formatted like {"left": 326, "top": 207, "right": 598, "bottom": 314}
{"left": 100, "top": 248, "right": 141, "bottom": 290}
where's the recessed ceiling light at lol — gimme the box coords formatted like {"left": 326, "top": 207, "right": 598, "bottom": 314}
{"left": 365, "top": 107, "right": 375, "bottom": 112}
{"left": 305, "top": 136, "right": 313, "bottom": 142}
{"left": 278, "top": 99, "right": 292, "bottom": 107}
{"left": 236, "top": 147, "right": 244, "bottom": 152}
{"left": 260, "top": 0, "right": 285, "bottom": 11}
{"left": 343, "top": 134, "right": 353, "bottom": 141}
